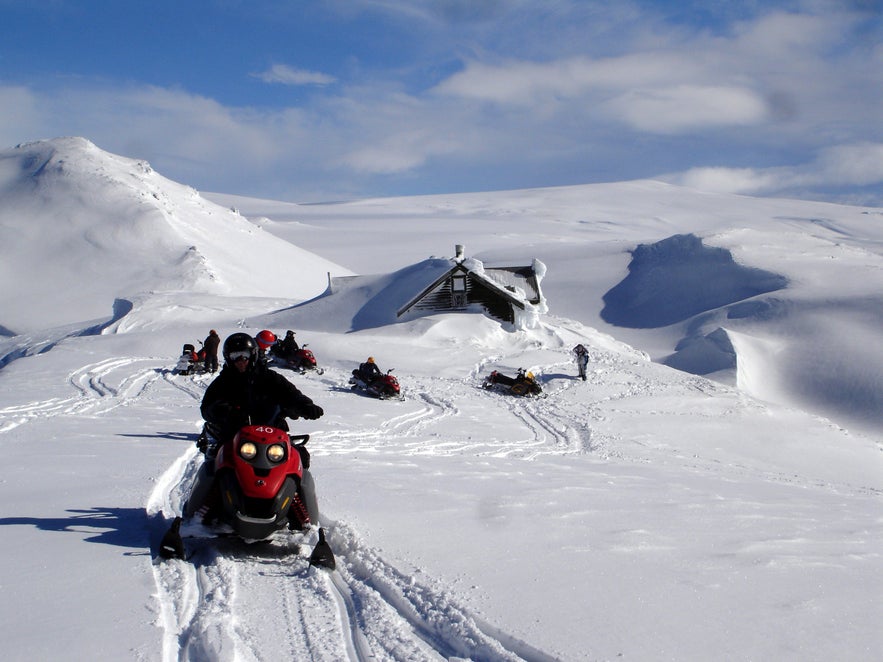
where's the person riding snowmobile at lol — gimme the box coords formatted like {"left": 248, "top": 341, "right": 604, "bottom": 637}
{"left": 357, "top": 356, "right": 383, "bottom": 384}
{"left": 273, "top": 330, "right": 299, "bottom": 360}
{"left": 185, "top": 332, "right": 324, "bottom": 522}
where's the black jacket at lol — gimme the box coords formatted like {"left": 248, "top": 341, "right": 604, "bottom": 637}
{"left": 275, "top": 336, "right": 299, "bottom": 358}
{"left": 358, "top": 362, "right": 382, "bottom": 382}
{"left": 201, "top": 364, "right": 319, "bottom": 440}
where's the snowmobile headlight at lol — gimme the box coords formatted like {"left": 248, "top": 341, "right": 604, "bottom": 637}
{"left": 239, "top": 441, "right": 258, "bottom": 460}
{"left": 266, "top": 443, "right": 286, "bottom": 463}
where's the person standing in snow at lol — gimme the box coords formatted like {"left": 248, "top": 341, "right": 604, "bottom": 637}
{"left": 573, "top": 343, "right": 589, "bottom": 381}
{"left": 203, "top": 329, "right": 220, "bottom": 373}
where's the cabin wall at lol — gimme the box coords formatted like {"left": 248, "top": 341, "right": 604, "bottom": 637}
{"left": 409, "top": 275, "right": 514, "bottom": 323}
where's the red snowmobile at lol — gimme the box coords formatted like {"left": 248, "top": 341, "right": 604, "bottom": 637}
{"left": 278, "top": 344, "right": 325, "bottom": 375}
{"left": 158, "top": 424, "right": 334, "bottom": 569}
{"left": 482, "top": 368, "right": 544, "bottom": 397}
{"left": 349, "top": 367, "right": 403, "bottom": 400}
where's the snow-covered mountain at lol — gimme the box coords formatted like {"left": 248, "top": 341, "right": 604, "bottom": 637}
{"left": 0, "top": 138, "right": 880, "bottom": 661}
{"left": 0, "top": 138, "right": 351, "bottom": 335}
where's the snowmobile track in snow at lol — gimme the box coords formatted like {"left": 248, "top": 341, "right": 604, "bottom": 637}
{"left": 149, "top": 443, "right": 557, "bottom": 661}
{"left": 0, "top": 357, "right": 168, "bottom": 431}
{"left": 138, "top": 336, "right": 871, "bottom": 661}
{"left": 145, "top": 342, "right": 710, "bottom": 660}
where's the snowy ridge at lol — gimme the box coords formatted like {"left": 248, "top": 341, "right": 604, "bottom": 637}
{"left": 0, "top": 138, "right": 352, "bottom": 334}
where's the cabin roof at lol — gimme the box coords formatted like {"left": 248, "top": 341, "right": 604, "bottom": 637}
{"left": 395, "top": 258, "right": 536, "bottom": 318}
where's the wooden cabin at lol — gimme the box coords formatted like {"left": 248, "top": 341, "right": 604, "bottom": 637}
{"left": 396, "top": 245, "right": 545, "bottom": 324}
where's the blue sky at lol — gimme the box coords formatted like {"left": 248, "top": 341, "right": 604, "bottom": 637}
{"left": 1, "top": 0, "right": 881, "bottom": 203}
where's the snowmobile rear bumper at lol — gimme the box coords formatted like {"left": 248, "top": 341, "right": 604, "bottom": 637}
{"left": 234, "top": 511, "right": 281, "bottom": 540}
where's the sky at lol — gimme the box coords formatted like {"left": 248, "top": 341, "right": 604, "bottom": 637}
{"left": 0, "top": 137, "right": 881, "bottom": 661}
{"left": 1, "top": 0, "right": 881, "bottom": 204}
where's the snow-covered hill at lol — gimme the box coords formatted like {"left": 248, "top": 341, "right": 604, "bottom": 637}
{"left": 0, "top": 138, "right": 880, "bottom": 661}
{"left": 0, "top": 138, "right": 351, "bottom": 334}
{"left": 209, "top": 179, "right": 883, "bottom": 435}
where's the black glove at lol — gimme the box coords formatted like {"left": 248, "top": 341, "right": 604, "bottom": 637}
{"left": 300, "top": 403, "right": 324, "bottom": 420}
{"left": 207, "top": 401, "right": 235, "bottom": 423}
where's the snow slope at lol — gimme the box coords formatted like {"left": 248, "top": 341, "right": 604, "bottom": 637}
{"left": 208, "top": 182, "right": 883, "bottom": 435}
{"left": 0, "top": 138, "right": 352, "bottom": 334}
{"left": 0, "top": 138, "right": 880, "bottom": 661}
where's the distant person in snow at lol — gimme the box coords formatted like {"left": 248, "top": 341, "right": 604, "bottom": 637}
{"left": 573, "top": 344, "right": 589, "bottom": 381}
{"left": 203, "top": 329, "right": 220, "bottom": 373}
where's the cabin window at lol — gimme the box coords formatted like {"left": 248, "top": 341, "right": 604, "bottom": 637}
{"left": 451, "top": 274, "right": 467, "bottom": 307}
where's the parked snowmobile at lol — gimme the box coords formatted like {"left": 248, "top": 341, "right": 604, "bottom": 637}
{"left": 158, "top": 424, "right": 335, "bottom": 569}
{"left": 174, "top": 343, "right": 206, "bottom": 375}
{"left": 482, "top": 368, "right": 544, "bottom": 397}
{"left": 349, "top": 367, "right": 403, "bottom": 400}
{"left": 272, "top": 344, "right": 325, "bottom": 375}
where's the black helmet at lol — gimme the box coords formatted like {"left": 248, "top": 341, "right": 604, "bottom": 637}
{"left": 223, "top": 332, "right": 257, "bottom": 367}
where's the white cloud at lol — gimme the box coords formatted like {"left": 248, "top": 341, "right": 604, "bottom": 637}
{"left": 340, "top": 142, "right": 427, "bottom": 174}
{"left": 732, "top": 10, "right": 843, "bottom": 57}
{"left": 669, "top": 142, "right": 883, "bottom": 196}
{"left": 1, "top": 3, "right": 878, "bottom": 203}
{"left": 104, "top": 86, "right": 287, "bottom": 163}
{"left": 435, "top": 56, "right": 770, "bottom": 133}
{"left": 432, "top": 54, "right": 703, "bottom": 105}
{"left": 252, "top": 64, "right": 337, "bottom": 86}
{"left": 0, "top": 86, "right": 44, "bottom": 147}
{"left": 814, "top": 143, "right": 883, "bottom": 186}
{"left": 673, "top": 167, "right": 782, "bottom": 195}
{"left": 1, "top": 84, "right": 311, "bottom": 197}
{"left": 606, "top": 85, "right": 769, "bottom": 134}
{"left": 331, "top": 92, "right": 471, "bottom": 174}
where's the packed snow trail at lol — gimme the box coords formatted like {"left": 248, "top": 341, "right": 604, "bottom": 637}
{"left": 149, "top": 449, "right": 553, "bottom": 661}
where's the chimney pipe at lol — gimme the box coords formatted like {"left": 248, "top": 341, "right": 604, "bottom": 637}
{"left": 455, "top": 244, "right": 464, "bottom": 261}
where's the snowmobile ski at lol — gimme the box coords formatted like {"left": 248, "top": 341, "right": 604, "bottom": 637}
{"left": 308, "top": 528, "right": 336, "bottom": 570}
{"left": 158, "top": 516, "right": 186, "bottom": 560}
